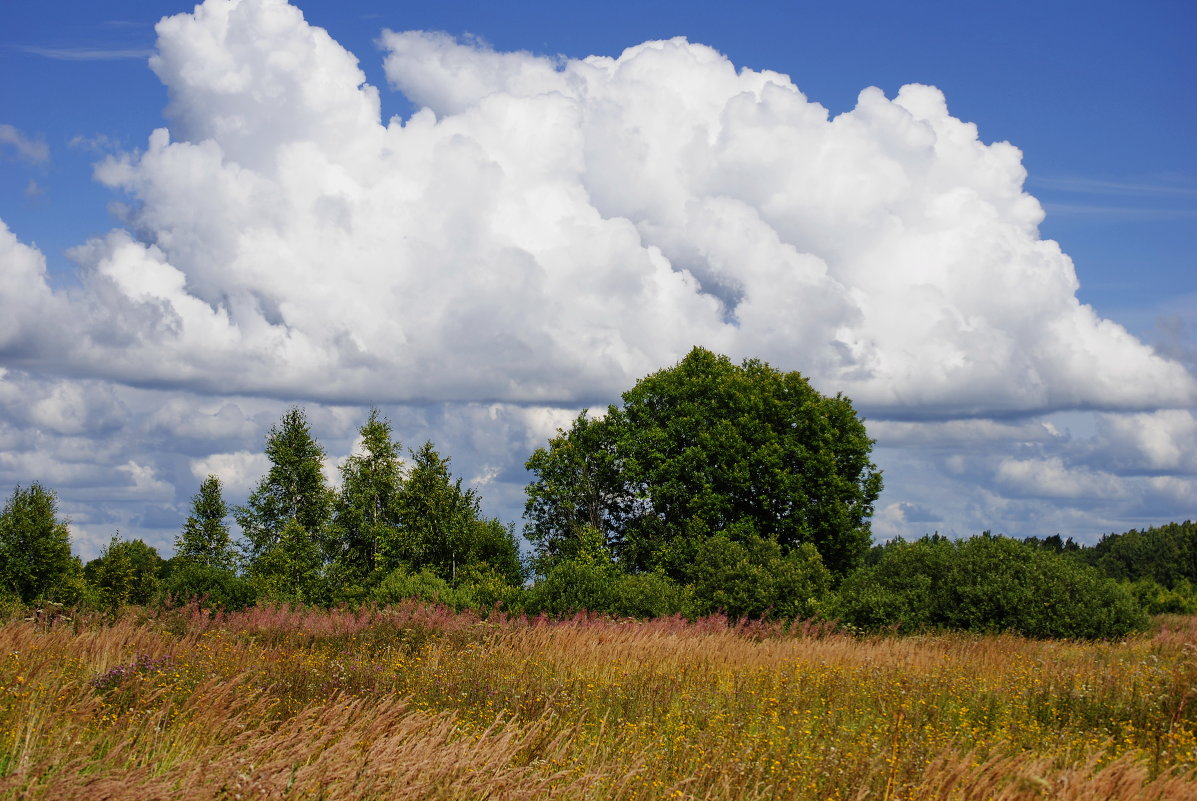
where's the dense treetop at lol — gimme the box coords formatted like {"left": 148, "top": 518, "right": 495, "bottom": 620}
{"left": 525, "top": 347, "right": 883, "bottom": 578}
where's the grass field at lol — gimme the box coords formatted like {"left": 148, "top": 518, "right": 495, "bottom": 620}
{"left": 1, "top": 603, "right": 1195, "bottom": 799}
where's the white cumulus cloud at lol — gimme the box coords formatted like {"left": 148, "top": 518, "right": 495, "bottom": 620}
{"left": 0, "top": 0, "right": 1187, "bottom": 415}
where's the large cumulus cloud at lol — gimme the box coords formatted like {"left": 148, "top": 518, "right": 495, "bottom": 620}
{"left": 0, "top": 0, "right": 1189, "bottom": 413}
{"left": 1, "top": 0, "right": 1194, "bottom": 556}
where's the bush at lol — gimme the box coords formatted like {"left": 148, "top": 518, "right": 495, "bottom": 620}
{"left": 372, "top": 567, "right": 462, "bottom": 607}
{"left": 687, "top": 534, "right": 831, "bottom": 620}
{"left": 609, "top": 571, "right": 692, "bottom": 618}
{"left": 451, "top": 564, "right": 527, "bottom": 613}
{"left": 525, "top": 557, "right": 620, "bottom": 616}
{"left": 1126, "top": 578, "right": 1197, "bottom": 615}
{"left": 834, "top": 534, "right": 1147, "bottom": 639}
{"left": 162, "top": 562, "right": 257, "bottom": 612}
{"left": 525, "top": 557, "right": 692, "bottom": 618}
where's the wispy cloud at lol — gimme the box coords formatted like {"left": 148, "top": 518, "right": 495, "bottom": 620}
{"left": 1030, "top": 175, "right": 1197, "bottom": 197}
{"left": 1041, "top": 202, "right": 1197, "bottom": 221}
{"left": 19, "top": 45, "right": 152, "bottom": 61}
{"left": 1031, "top": 174, "right": 1197, "bottom": 221}
{"left": 0, "top": 123, "right": 49, "bottom": 163}
{"left": 68, "top": 133, "right": 122, "bottom": 154}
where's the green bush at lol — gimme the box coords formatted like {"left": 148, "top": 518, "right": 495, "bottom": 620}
{"left": 834, "top": 534, "right": 1147, "bottom": 639}
{"left": 1126, "top": 577, "right": 1197, "bottom": 615}
{"left": 608, "top": 571, "right": 692, "bottom": 618}
{"left": 162, "top": 562, "right": 257, "bottom": 612}
{"left": 687, "top": 534, "right": 831, "bottom": 620}
{"left": 525, "top": 557, "right": 620, "bottom": 616}
{"left": 450, "top": 564, "right": 527, "bottom": 613}
{"left": 372, "top": 567, "right": 461, "bottom": 607}
{"left": 525, "top": 556, "right": 692, "bottom": 619}
{"left": 84, "top": 537, "right": 165, "bottom": 610}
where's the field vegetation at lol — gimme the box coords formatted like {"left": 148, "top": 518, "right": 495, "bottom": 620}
{"left": 2, "top": 603, "right": 1195, "bottom": 800}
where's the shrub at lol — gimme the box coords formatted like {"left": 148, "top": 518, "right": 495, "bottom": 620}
{"left": 451, "top": 564, "right": 527, "bottom": 613}
{"left": 687, "top": 534, "right": 831, "bottom": 620}
{"left": 834, "top": 534, "right": 1147, "bottom": 639}
{"left": 525, "top": 557, "right": 620, "bottom": 616}
{"left": 1126, "top": 577, "right": 1197, "bottom": 615}
{"left": 372, "top": 567, "right": 461, "bottom": 607}
{"left": 162, "top": 562, "right": 257, "bottom": 611}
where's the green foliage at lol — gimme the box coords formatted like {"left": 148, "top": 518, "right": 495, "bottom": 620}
{"left": 525, "top": 556, "right": 621, "bottom": 617}
{"left": 161, "top": 561, "right": 256, "bottom": 611}
{"left": 524, "top": 412, "right": 634, "bottom": 573}
{"left": 331, "top": 409, "right": 404, "bottom": 583}
{"left": 525, "top": 529, "right": 692, "bottom": 619}
{"left": 687, "top": 534, "right": 831, "bottom": 620}
{"left": 607, "top": 571, "right": 693, "bottom": 619}
{"left": 246, "top": 518, "right": 325, "bottom": 604}
{"left": 525, "top": 558, "right": 694, "bottom": 619}
{"left": 834, "top": 534, "right": 1148, "bottom": 639}
{"left": 176, "top": 475, "right": 237, "bottom": 570}
{"left": 371, "top": 566, "right": 458, "bottom": 606}
{"left": 235, "top": 408, "right": 333, "bottom": 597}
{"left": 0, "top": 483, "right": 75, "bottom": 604}
{"left": 84, "top": 536, "right": 165, "bottom": 610}
{"left": 389, "top": 442, "right": 524, "bottom": 586}
{"left": 1083, "top": 521, "right": 1197, "bottom": 588}
{"left": 390, "top": 442, "right": 473, "bottom": 579}
{"left": 525, "top": 347, "right": 882, "bottom": 579}
{"left": 451, "top": 564, "right": 528, "bottom": 612}
{"left": 1125, "top": 577, "right": 1197, "bottom": 615}
{"left": 457, "top": 518, "right": 525, "bottom": 587}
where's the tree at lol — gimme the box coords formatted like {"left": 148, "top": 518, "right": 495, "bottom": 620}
{"left": 235, "top": 407, "right": 333, "bottom": 572}
{"left": 525, "top": 347, "right": 883, "bottom": 578}
{"left": 84, "top": 536, "right": 164, "bottom": 609}
{"left": 331, "top": 410, "right": 404, "bottom": 583}
{"left": 1084, "top": 521, "right": 1197, "bottom": 588}
{"left": 524, "top": 413, "right": 638, "bottom": 572}
{"left": 176, "top": 475, "right": 236, "bottom": 570}
{"left": 0, "top": 483, "right": 75, "bottom": 603}
{"left": 390, "top": 443, "right": 517, "bottom": 581}
{"left": 246, "top": 518, "right": 324, "bottom": 603}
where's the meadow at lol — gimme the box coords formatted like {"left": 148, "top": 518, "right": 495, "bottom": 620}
{"left": 1, "top": 603, "right": 1195, "bottom": 800}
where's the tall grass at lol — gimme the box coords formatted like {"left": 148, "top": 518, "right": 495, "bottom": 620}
{"left": 1, "top": 604, "right": 1194, "bottom": 799}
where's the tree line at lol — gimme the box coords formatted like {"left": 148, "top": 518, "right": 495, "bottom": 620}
{"left": 0, "top": 347, "right": 1190, "bottom": 639}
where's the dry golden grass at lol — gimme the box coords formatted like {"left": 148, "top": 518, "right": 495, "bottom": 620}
{"left": 1, "top": 604, "right": 1194, "bottom": 799}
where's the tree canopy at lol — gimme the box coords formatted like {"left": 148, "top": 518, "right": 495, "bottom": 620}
{"left": 525, "top": 347, "right": 883, "bottom": 578}
{"left": 176, "top": 475, "right": 236, "bottom": 570}
{"left": 0, "top": 483, "right": 75, "bottom": 604}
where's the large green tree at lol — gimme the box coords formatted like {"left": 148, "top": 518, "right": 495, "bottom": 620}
{"left": 176, "top": 475, "right": 237, "bottom": 570}
{"left": 525, "top": 347, "right": 883, "bottom": 578}
{"left": 235, "top": 408, "right": 334, "bottom": 591}
{"left": 0, "top": 483, "right": 75, "bottom": 603}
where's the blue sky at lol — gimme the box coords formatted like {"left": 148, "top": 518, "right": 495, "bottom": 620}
{"left": 0, "top": 0, "right": 1194, "bottom": 558}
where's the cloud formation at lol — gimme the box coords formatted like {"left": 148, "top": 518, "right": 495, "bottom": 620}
{"left": 0, "top": 0, "right": 1193, "bottom": 556}
{"left": 0, "top": 0, "right": 1188, "bottom": 416}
